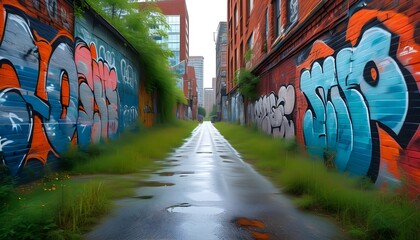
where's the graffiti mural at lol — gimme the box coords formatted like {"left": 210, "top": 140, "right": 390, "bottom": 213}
{"left": 298, "top": 8, "right": 420, "bottom": 187}
{"left": 250, "top": 85, "right": 295, "bottom": 139}
{"left": 230, "top": 93, "right": 244, "bottom": 124}
{"left": 0, "top": 2, "right": 142, "bottom": 177}
{"left": 75, "top": 39, "right": 119, "bottom": 144}
{"left": 0, "top": 2, "right": 77, "bottom": 175}
{"left": 74, "top": 14, "right": 140, "bottom": 141}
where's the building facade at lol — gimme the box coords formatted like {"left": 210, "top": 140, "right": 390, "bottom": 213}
{"left": 153, "top": 0, "right": 189, "bottom": 69}
{"left": 227, "top": 0, "right": 420, "bottom": 195}
{"left": 188, "top": 56, "right": 204, "bottom": 107}
{"left": 215, "top": 22, "right": 228, "bottom": 121}
{"left": 204, "top": 87, "right": 215, "bottom": 118}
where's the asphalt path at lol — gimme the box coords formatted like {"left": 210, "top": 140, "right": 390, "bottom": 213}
{"left": 86, "top": 121, "right": 346, "bottom": 240}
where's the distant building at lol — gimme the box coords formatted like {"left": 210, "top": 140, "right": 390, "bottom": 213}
{"left": 204, "top": 87, "right": 215, "bottom": 118}
{"left": 215, "top": 22, "right": 227, "bottom": 121}
{"left": 188, "top": 56, "right": 204, "bottom": 107}
{"left": 139, "top": 0, "right": 189, "bottom": 89}
{"left": 185, "top": 66, "right": 198, "bottom": 120}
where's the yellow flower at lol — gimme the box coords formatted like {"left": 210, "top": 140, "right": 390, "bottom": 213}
{"left": 52, "top": 187, "right": 56, "bottom": 191}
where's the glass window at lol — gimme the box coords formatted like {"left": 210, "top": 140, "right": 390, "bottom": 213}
{"left": 247, "top": 32, "right": 253, "bottom": 50}
{"left": 167, "top": 15, "right": 180, "bottom": 24}
{"left": 234, "top": 5, "right": 238, "bottom": 28}
{"left": 168, "top": 34, "right": 180, "bottom": 43}
{"left": 248, "top": 0, "right": 253, "bottom": 17}
{"left": 170, "top": 24, "right": 180, "bottom": 32}
{"left": 274, "top": 0, "right": 282, "bottom": 37}
{"left": 287, "top": 0, "right": 298, "bottom": 25}
{"left": 265, "top": 8, "right": 269, "bottom": 43}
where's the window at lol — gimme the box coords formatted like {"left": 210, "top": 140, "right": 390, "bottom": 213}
{"left": 247, "top": 32, "right": 254, "bottom": 50}
{"left": 247, "top": 0, "right": 253, "bottom": 17}
{"left": 234, "top": 5, "right": 238, "bottom": 28}
{"left": 274, "top": 0, "right": 282, "bottom": 37}
{"left": 265, "top": 8, "right": 269, "bottom": 44}
{"left": 287, "top": 0, "right": 298, "bottom": 25}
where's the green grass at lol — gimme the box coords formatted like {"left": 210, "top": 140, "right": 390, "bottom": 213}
{"left": 69, "top": 121, "right": 197, "bottom": 174}
{"left": 1, "top": 120, "right": 198, "bottom": 239}
{"left": 214, "top": 122, "right": 419, "bottom": 240}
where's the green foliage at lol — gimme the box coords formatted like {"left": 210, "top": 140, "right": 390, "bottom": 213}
{"left": 70, "top": 120, "right": 197, "bottom": 174}
{"left": 210, "top": 104, "right": 217, "bottom": 117}
{"left": 233, "top": 68, "right": 260, "bottom": 100}
{"left": 0, "top": 177, "right": 109, "bottom": 240}
{"left": 82, "top": 0, "right": 178, "bottom": 123}
{"left": 198, "top": 106, "right": 206, "bottom": 118}
{"left": 245, "top": 48, "right": 252, "bottom": 62}
{"left": 214, "top": 122, "right": 420, "bottom": 240}
{"left": 0, "top": 165, "right": 15, "bottom": 211}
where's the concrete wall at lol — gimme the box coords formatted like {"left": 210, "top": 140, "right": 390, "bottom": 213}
{"left": 0, "top": 1, "right": 151, "bottom": 179}
{"left": 239, "top": 0, "right": 420, "bottom": 194}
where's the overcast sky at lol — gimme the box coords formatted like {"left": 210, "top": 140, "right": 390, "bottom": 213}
{"left": 185, "top": 0, "right": 227, "bottom": 88}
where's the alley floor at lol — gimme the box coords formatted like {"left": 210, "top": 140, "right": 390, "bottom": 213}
{"left": 86, "top": 122, "right": 346, "bottom": 240}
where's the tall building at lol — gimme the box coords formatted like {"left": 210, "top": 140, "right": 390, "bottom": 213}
{"left": 140, "top": 0, "right": 189, "bottom": 88}
{"left": 215, "top": 22, "right": 227, "bottom": 120}
{"left": 204, "top": 78, "right": 215, "bottom": 117}
{"left": 188, "top": 56, "right": 204, "bottom": 107}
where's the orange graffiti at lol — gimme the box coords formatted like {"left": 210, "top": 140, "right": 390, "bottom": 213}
{"left": 347, "top": 9, "right": 420, "bottom": 85}
{"left": 0, "top": 62, "right": 20, "bottom": 89}
{"left": 25, "top": 116, "right": 58, "bottom": 165}
{"left": 377, "top": 124, "right": 403, "bottom": 180}
{"left": 347, "top": 9, "right": 420, "bottom": 195}
{"left": 297, "top": 41, "right": 335, "bottom": 72}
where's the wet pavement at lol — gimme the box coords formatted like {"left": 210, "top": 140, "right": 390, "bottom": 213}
{"left": 86, "top": 122, "right": 346, "bottom": 240}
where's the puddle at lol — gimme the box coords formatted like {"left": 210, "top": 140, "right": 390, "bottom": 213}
{"left": 155, "top": 171, "right": 195, "bottom": 176}
{"left": 138, "top": 181, "right": 175, "bottom": 187}
{"left": 223, "top": 160, "right": 234, "bottom": 163}
{"left": 220, "top": 155, "right": 236, "bottom": 160}
{"left": 188, "top": 190, "right": 222, "bottom": 201}
{"left": 158, "top": 163, "right": 180, "bottom": 168}
{"left": 133, "top": 195, "right": 154, "bottom": 200}
{"left": 166, "top": 203, "right": 224, "bottom": 215}
{"left": 166, "top": 159, "right": 179, "bottom": 162}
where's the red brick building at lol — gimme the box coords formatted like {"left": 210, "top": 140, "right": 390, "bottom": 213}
{"left": 185, "top": 66, "right": 198, "bottom": 120}
{"left": 153, "top": 0, "right": 189, "bottom": 66}
{"left": 227, "top": 0, "right": 420, "bottom": 195}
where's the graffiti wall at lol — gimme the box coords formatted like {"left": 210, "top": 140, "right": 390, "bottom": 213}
{"left": 249, "top": 1, "right": 420, "bottom": 194}
{"left": 0, "top": 1, "right": 143, "bottom": 179}
{"left": 75, "top": 13, "right": 139, "bottom": 145}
